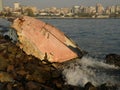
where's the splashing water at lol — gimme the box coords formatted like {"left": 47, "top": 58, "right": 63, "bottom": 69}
{"left": 62, "top": 56, "right": 120, "bottom": 87}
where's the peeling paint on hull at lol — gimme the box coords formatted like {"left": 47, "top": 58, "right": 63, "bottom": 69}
{"left": 12, "top": 16, "right": 82, "bottom": 63}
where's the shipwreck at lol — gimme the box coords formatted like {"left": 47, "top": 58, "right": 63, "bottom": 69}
{"left": 4, "top": 16, "right": 84, "bottom": 63}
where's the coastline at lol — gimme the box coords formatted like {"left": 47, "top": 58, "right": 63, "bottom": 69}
{"left": 1, "top": 16, "right": 120, "bottom": 20}
{"left": 35, "top": 16, "right": 120, "bottom": 19}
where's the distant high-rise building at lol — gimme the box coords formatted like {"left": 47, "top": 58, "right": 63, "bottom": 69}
{"left": 71, "top": 6, "right": 80, "bottom": 14}
{"left": 0, "top": 0, "right": 3, "bottom": 11}
{"left": 96, "top": 3, "right": 104, "bottom": 15}
{"left": 14, "top": 2, "right": 20, "bottom": 10}
{"left": 110, "top": 6, "right": 116, "bottom": 13}
{"left": 115, "top": 5, "right": 120, "bottom": 12}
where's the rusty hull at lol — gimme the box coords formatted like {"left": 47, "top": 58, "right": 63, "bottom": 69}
{"left": 12, "top": 16, "right": 81, "bottom": 63}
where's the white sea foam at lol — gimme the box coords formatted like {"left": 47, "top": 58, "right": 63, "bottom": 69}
{"left": 62, "top": 56, "right": 120, "bottom": 87}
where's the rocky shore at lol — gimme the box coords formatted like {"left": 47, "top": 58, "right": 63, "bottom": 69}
{"left": 0, "top": 36, "right": 120, "bottom": 90}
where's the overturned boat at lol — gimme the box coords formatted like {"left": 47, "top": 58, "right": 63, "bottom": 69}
{"left": 6, "top": 16, "right": 84, "bottom": 63}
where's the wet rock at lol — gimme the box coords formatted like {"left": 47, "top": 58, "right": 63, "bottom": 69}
{"left": 98, "top": 83, "right": 118, "bottom": 90}
{"left": 7, "top": 83, "right": 13, "bottom": 90}
{"left": 25, "top": 81, "right": 55, "bottom": 90}
{"left": 0, "top": 56, "right": 9, "bottom": 71}
{"left": 0, "top": 72, "right": 14, "bottom": 82}
{"left": 16, "top": 70, "right": 28, "bottom": 76}
{"left": 25, "top": 62, "right": 52, "bottom": 83}
{"left": 0, "top": 35, "right": 86, "bottom": 89}
{"left": 51, "top": 69, "right": 61, "bottom": 78}
{"left": 2, "top": 82, "right": 25, "bottom": 90}
{"left": 0, "top": 32, "right": 119, "bottom": 90}
{"left": 0, "top": 36, "right": 62, "bottom": 89}
{"left": 84, "top": 82, "right": 97, "bottom": 90}
{"left": 7, "top": 65, "right": 14, "bottom": 72}
{"left": 53, "top": 80, "right": 62, "bottom": 88}
{"left": 62, "top": 85, "right": 83, "bottom": 90}
{"left": 26, "top": 81, "right": 40, "bottom": 90}
{"left": 105, "top": 54, "right": 120, "bottom": 67}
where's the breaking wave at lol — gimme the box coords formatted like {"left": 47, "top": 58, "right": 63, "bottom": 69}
{"left": 62, "top": 56, "right": 120, "bottom": 87}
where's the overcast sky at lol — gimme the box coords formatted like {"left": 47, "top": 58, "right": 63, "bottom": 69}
{"left": 3, "top": 0, "right": 120, "bottom": 9}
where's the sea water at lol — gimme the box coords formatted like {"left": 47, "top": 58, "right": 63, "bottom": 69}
{"left": 42, "top": 18, "right": 120, "bottom": 87}
{"left": 0, "top": 18, "right": 120, "bottom": 87}
{"left": 62, "top": 57, "right": 120, "bottom": 86}
{"left": 42, "top": 18, "right": 120, "bottom": 59}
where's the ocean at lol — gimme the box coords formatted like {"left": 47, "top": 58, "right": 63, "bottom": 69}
{"left": 1, "top": 18, "right": 120, "bottom": 59}
{"left": 41, "top": 18, "right": 120, "bottom": 87}
{"left": 41, "top": 18, "right": 120, "bottom": 59}
{"left": 0, "top": 18, "right": 120, "bottom": 88}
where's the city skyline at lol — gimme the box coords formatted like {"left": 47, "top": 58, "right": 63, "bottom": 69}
{"left": 3, "top": 0, "right": 120, "bottom": 9}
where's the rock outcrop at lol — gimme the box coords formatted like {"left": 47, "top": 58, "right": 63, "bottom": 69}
{"left": 0, "top": 36, "right": 118, "bottom": 90}
{"left": 105, "top": 54, "right": 120, "bottom": 67}
{"left": 0, "top": 36, "right": 63, "bottom": 89}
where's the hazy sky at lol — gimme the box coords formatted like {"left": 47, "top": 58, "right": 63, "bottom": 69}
{"left": 3, "top": 0, "right": 120, "bottom": 9}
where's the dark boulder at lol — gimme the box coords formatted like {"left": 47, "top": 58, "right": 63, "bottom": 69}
{"left": 105, "top": 54, "right": 120, "bottom": 67}
{"left": 84, "top": 82, "right": 97, "bottom": 90}
{"left": 0, "top": 35, "right": 119, "bottom": 90}
{"left": 98, "top": 83, "right": 118, "bottom": 90}
{"left": 0, "top": 36, "right": 63, "bottom": 89}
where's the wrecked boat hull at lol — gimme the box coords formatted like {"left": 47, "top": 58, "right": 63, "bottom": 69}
{"left": 11, "top": 16, "right": 83, "bottom": 63}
